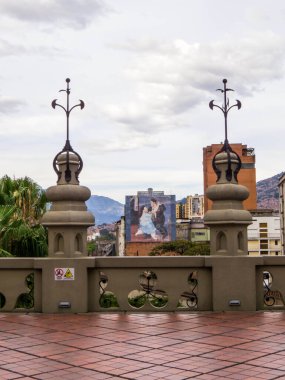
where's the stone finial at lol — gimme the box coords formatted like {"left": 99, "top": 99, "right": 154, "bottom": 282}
{"left": 41, "top": 78, "right": 95, "bottom": 257}
{"left": 204, "top": 79, "right": 252, "bottom": 256}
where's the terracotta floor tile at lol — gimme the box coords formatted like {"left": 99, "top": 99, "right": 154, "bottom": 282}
{"left": 235, "top": 340, "right": 285, "bottom": 354}
{"left": 60, "top": 336, "right": 111, "bottom": 349}
{"left": 128, "top": 335, "right": 183, "bottom": 348}
{"left": 0, "top": 336, "right": 42, "bottom": 349}
{"left": 159, "top": 330, "right": 211, "bottom": 341}
{"left": 1, "top": 357, "right": 71, "bottom": 376}
{"left": 247, "top": 353, "right": 285, "bottom": 370}
{"left": 17, "top": 342, "right": 78, "bottom": 356}
{"left": 35, "top": 367, "right": 113, "bottom": 379}
{"left": 158, "top": 321, "right": 204, "bottom": 330}
{"left": 0, "top": 349, "right": 36, "bottom": 365}
{"left": 0, "top": 368, "right": 23, "bottom": 379}
{"left": 49, "top": 349, "right": 113, "bottom": 365}
{"left": 162, "top": 341, "right": 222, "bottom": 355}
{"left": 121, "top": 365, "right": 200, "bottom": 379}
{"left": 125, "top": 347, "right": 189, "bottom": 365}
{"left": 89, "top": 341, "right": 148, "bottom": 356}
{"left": 201, "top": 347, "right": 266, "bottom": 363}
{"left": 34, "top": 331, "right": 82, "bottom": 342}
{"left": 129, "top": 326, "right": 177, "bottom": 335}
{"left": 0, "top": 312, "right": 284, "bottom": 379}
{"left": 100, "top": 330, "right": 145, "bottom": 342}
{"left": 83, "top": 357, "right": 152, "bottom": 376}
{"left": 165, "top": 356, "right": 232, "bottom": 373}
{"left": 195, "top": 334, "right": 250, "bottom": 347}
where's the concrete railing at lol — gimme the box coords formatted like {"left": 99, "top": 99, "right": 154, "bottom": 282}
{"left": 0, "top": 256, "right": 285, "bottom": 313}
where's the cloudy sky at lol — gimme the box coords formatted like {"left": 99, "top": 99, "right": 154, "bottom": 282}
{"left": 0, "top": 0, "right": 285, "bottom": 203}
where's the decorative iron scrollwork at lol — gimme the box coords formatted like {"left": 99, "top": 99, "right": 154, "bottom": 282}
{"left": 99, "top": 272, "right": 119, "bottom": 308}
{"left": 15, "top": 273, "right": 34, "bottom": 309}
{"left": 263, "top": 271, "right": 285, "bottom": 307}
{"left": 128, "top": 271, "right": 168, "bottom": 309}
{"left": 179, "top": 271, "right": 198, "bottom": 309}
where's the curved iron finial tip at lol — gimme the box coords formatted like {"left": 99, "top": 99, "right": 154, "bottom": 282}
{"left": 51, "top": 78, "right": 85, "bottom": 183}
{"left": 209, "top": 78, "right": 242, "bottom": 183}
{"left": 209, "top": 78, "right": 242, "bottom": 142}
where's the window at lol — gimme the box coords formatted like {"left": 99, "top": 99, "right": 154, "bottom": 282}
{"left": 216, "top": 231, "right": 227, "bottom": 251}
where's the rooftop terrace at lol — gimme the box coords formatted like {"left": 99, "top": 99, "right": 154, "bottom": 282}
{"left": 0, "top": 311, "right": 285, "bottom": 379}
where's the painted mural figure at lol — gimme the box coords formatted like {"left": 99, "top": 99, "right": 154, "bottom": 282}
{"left": 125, "top": 192, "right": 175, "bottom": 243}
{"left": 135, "top": 206, "right": 158, "bottom": 240}
{"left": 150, "top": 198, "right": 167, "bottom": 238}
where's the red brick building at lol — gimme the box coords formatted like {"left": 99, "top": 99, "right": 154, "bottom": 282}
{"left": 203, "top": 143, "right": 257, "bottom": 212}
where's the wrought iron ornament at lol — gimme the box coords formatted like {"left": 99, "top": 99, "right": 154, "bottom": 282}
{"left": 52, "top": 78, "right": 85, "bottom": 183}
{"left": 209, "top": 79, "right": 242, "bottom": 182}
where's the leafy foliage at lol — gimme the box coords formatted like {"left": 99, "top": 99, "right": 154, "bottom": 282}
{"left": 0, "top": 176, "right": 47, "bottom": 257}
{"left": 99, "top": 292, "right": 119, "bottom": 308}
{"left": 149, "top": 240, "right": 210, "bottom": 256}
{"left": 15, "top": 273, "right": 34, "bottom": 309}
{"left": 87, "top": 240, "right": 97, "bottom": 255}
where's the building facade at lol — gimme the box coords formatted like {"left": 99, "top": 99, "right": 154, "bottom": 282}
{"left": 176, "top": 218, "right": 210, "bottom": 243}
{"left": 125, "top": 188, "right": 176, "bottom": 256}
{"left": 248, "top": 210, "right": 281, "bottom": 256}
{"left": 185, "top": 194, "right": 204, "bottom": 218}
{"left": 279, "top": 173, "right": 285, "bottom": 255}
{"left": 176, "top": 195, "right": 204, "bottom": 220}
{"left": 203, "top": 143, "right": 257, "bottom": 212}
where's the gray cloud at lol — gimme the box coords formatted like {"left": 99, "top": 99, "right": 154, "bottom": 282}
{"left": 0, "top": 38, "right": 60, "bottom": 57}
{"left": 0, "top": 39, "right": 26, "bottom": 57}
{"left": 0, "top": 98, "right": 25, "bottom": 114}
{"left": 0, "top": 0, "right": 109, "bottom": 29}
{"left": 105, "top": 32, "right": 285, "bottom": 136}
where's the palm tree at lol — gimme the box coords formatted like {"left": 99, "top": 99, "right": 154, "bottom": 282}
{"left": 0, "top": 176, "right": 47, "bottom": 257}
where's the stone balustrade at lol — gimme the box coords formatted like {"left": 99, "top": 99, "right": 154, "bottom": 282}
{"left": 0, "top": 256, "right": 285, "bottom": 313}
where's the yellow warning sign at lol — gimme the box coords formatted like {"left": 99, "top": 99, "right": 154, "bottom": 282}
{"left": 64, "top": 268, "right": 74, "bottom": 279}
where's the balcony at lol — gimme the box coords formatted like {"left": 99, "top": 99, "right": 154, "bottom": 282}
{"left": 1, "top": 255, "right": 285, "bottom": 313}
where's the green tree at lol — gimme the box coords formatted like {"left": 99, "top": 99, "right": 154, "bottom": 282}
{"left": 149, "top": 240, "right": 210, "bottom": 256}
{"left": 87, "top": 240, "right": 97, "bottom": 255}
{"left": 0, "top": 176, "right": 47, "bottom": 257}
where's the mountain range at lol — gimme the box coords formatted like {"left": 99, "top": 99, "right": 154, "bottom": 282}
{"left": 87, "top": 172, "right": 284, "bottom": 225}
{"left": 256, "top": 172, "right": 284, "bottom": 210}
{"left": 86, "top": 195, "right": 124, "bottom": 226}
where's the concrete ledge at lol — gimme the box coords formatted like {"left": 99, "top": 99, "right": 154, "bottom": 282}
{"left": 0, "top": 258, "right": 35, "bottom": 268}
{"left": 94, "top": 256, "right": 206, "bottom": 268}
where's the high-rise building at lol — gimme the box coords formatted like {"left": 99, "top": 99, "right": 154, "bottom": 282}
{"left": 203, "top": 143, "right": 257, "bottom": 212}
{"left": 248, "top": 210, "right": 281, "bottom": 256}
{"left": 185, "top": 194, "right": 204, "bottom": 218}
{"left": 125, "top": 188, "right": 176, "bottom": 255}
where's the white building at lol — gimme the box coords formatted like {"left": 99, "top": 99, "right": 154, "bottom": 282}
{"left": 248, "top": 210, "right": 281, "bottom": 256}
{"left": 279, "top": 173, "right": 285, "bottom": 255}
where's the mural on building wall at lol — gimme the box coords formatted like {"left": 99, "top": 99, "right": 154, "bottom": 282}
{"left": 125, "top": 195, "right": 176, "bottom": 242}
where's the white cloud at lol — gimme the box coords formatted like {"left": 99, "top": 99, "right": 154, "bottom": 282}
{"left": 104, "top": 32, "right": 285, "bottom": 139}
{"left": 0, "top": 0, "right": 109, "bottom": 29}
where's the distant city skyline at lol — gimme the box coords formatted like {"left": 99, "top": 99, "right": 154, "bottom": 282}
{"left": 0, "top": 1, "right": 285, "bottom": 203}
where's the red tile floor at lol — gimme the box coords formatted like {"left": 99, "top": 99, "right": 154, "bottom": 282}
{"left": 0, "top": 312, "right": 285, "bottom": 379}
